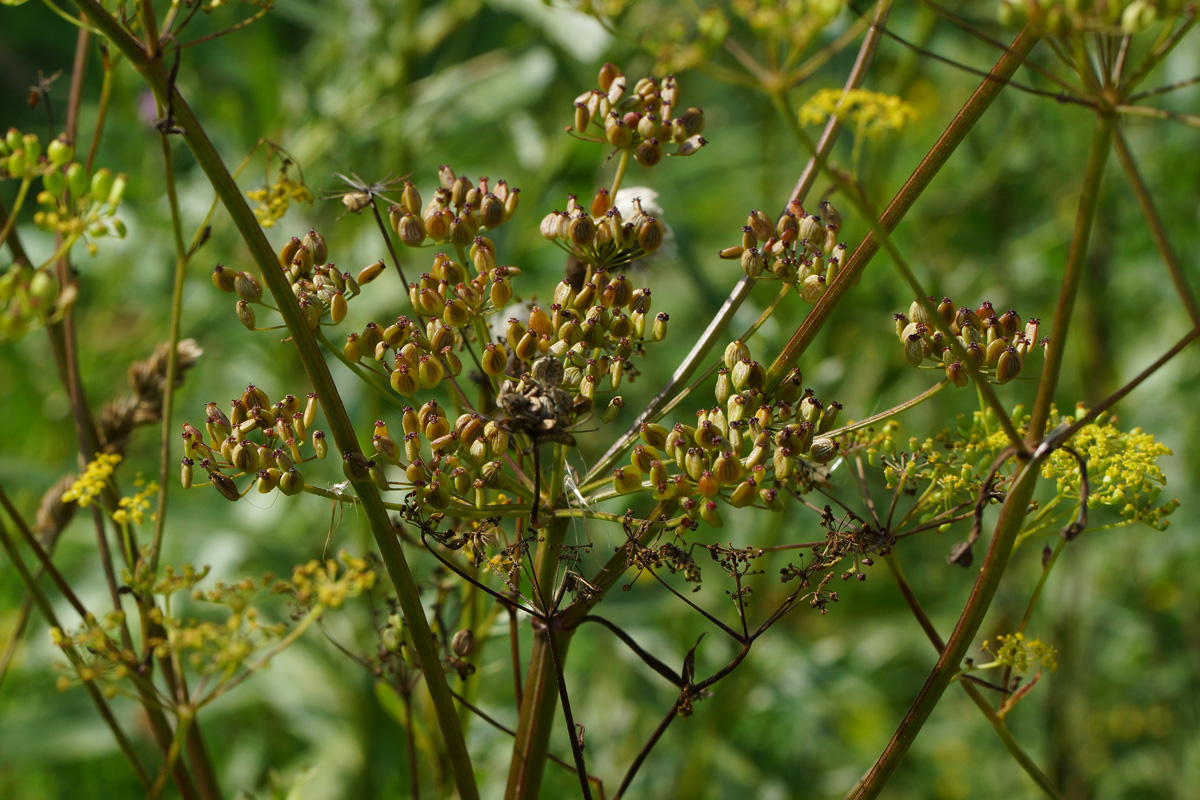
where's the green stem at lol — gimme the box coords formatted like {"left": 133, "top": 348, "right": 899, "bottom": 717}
{"left": 0, "top": 487, "right": 153, "bottom": 789}
{"left": 64, "top": 3, "right": 478, "bottom": 795}
{"left": 505, "top": 619, "right": 574, "bottom": 800}
{"left": 609, "top": 149, "right": 631, "bottom": 197}
{"left": 852, "top": 98, "right": 1115, "bottom": 798}
{"left": 851, "top": 454, "right": 1044, "bottom": 799}
{"left": 883, "top": 553, "right": 1063, "bottom": 799}
{"left": 1026, "top": 112, "right": 1115, "bottom": 442}
{"left": 149, "top": 126, "right": 188, "bottom": 573}
{"left": 1112, "top": 129, "right": 1200, "bottom": 328}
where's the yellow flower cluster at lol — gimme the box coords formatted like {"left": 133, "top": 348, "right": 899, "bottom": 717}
{"left": 1041, "top": 411, "right": 1177, "bottom": 530}
{"left": 288, "top": 553, "right": 376, "bottom": 609}
{"left": 62, "top": 452, "right": 121, "bottom": 508}
{"left": 799, "top": 88, "right": 918, "bottom": 139}
{"left": 246, "top": 169, "right": 314, "bottom": 228}
{"left": 112, "top": 476, "right": 159, "bottom": 526}
{"left": 981, "top": 632, "right": 1059, "bottom": 673}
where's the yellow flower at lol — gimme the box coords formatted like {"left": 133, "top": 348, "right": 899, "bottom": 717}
{"left": 62, "top": 453, "right": 122, "bottom": 508}
{"left": 799, "top": 88, "right": 918, "bottom": 139}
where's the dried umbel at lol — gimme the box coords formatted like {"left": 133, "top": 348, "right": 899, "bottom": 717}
{"left": 894, "top": 297, "right": 1048, "bottom": 386}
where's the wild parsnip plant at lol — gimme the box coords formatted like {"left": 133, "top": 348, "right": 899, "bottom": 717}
{"left": 1, "top": 1, "right": 1195, "bottom": 798}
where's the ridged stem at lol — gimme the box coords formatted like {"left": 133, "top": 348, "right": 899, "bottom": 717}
{"left": 64, "top": 3, "right": 479, "bottom": 796}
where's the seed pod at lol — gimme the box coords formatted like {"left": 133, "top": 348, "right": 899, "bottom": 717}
{"left": 328, "top": 291, "right": 348, "bottom": 324}
{"left": 477, "top": 342, "right": 506, "bottom": 377}
{"left": 180, "top": 457, "right": 195, "bottom": 489}
{"left": 355, "top": 259, "right": 385, "bottom": 287}
{"left": 232, "top": 271, "right": 262, "bottom": 303}
{"left": 566, "top": 211, "right": 596, "bottom": 248}
{"left": 211, "top": 472, "right": 241, "bottom": 502}
{"left": 996, "top": 347, "right": 1022, "bottom": 383}
{"left": 612, "top": 466, "right": 642, "bottom": 494}
{"left": 696, "top": 470, "right": 720, "bottom": 498}
{"left": 374, "top": 432, "right": 401, "bottom": 465}
{"left": 256, "top": 469, "right": 279, "bottom": 494}
{"left": 808, "top": 437, "right": 839, "bottom": 464}
{"left": 390, "top": 363, "right": 418, "bottom": 396}
{"left": 451, "top": 629, "right": 475, "bottom": 658}
{"left": 712, "top": 451, "right": 742, "bottom": 485}
{"left": 273, "top": 467, "right": 302, "bottom": 496}
{"left": 698, "top": 500, "right": 723, "bottom": 528}
{"left": 800, "top": 274, "right": 827, "bottom": 303}
{"left": 395, "top": 180, "right": 422, "bottom": 216}
{"left": 673, "top": 134, "right": 706, "bottom": 156}
{"left": 635, "top": 139, "right": 662, "bottom": 167}
{"left": 605, "top": 116, "right": 633, "bottom": 149}
{"left": 235, "top": 299, "right": 256, "bottom": 330}
{"left": 945, "top": 360, "right": 969, "bottom": 388}
{"left": 652, "top": 312, "right": 669, "bottom": 341}
{"left": 305, "top": 429, "right": 324, "bottom": 460}
{"left": 904, "top": 331, "right": 927, "bottom": 367}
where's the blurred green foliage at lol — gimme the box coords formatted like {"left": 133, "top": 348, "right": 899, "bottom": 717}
{"left": 2, "top": 1, "right": 1198, "bottom": 799}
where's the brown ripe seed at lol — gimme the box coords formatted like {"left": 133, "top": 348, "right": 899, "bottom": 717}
{"left": 211, "top": 472, "right": 241, "bottom": 502}
{"left": 635, "top": 139, "right": 663, "bottom": 167}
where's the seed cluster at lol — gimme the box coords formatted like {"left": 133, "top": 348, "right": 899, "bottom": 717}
{"left": 387, "top": 166, "right": 519, "bottom": 248}
{"left": 622, "top": 340, "right": 844, "bottom": 531}
{"left": 211, "top": 228, "right": 357, "bottom": 333}
{"left": 894, "top": 298, "right": 1047, "bottom": 387}
{"left": 569, "top": 63, "right": 707, "bottom": 166}
{"left": 180, "top": 386, "right": 326, "bottom": 501}
{"left": 718, "top": 199, "right": 847, "bottom": 302}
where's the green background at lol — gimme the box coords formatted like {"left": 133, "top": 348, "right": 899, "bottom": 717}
{"left": 1, "top": 2, "right": 1197, "bottom": 798}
